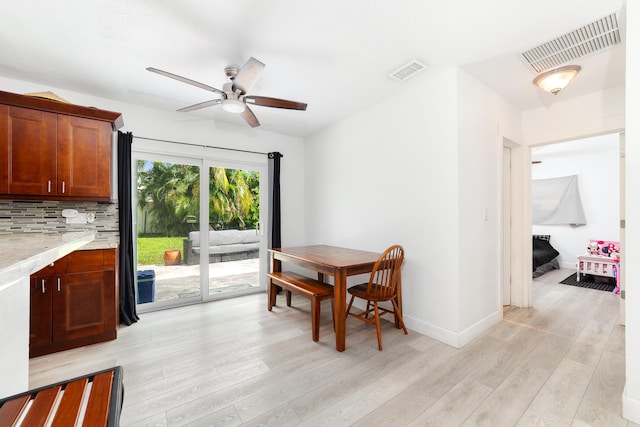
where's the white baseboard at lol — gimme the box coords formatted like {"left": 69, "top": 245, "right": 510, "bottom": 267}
{"left": 403, "top": 310, "right": 501, "bottom": 349}
{"left": 403, "top": 315, "right": 461, "bottom": 347}
{"left": 459, "top": 310, "right": 502, "bottom": 347}
{"left": 623, "top": 385, "right": 640, "bottom": 424}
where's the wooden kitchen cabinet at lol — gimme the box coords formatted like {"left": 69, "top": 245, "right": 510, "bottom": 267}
{"left": 0, "top": 90, "right": 123, "bottom": 202}
{"left": 0, "top": 106, "right": 56, "bottom": 196}
{"left": 29, "top": 257, "right": 65, "bottom": 349}
{"left": 29, "top": 248, "right": 118, "bottom": 357}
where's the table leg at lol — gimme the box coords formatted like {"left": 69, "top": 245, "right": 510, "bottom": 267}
{"left": 334, "top": 269, "right": 346, "bottom": 351}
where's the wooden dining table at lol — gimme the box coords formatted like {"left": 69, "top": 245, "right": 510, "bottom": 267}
{"left": 269, "top": 244, "right": 400, "bottom": 352}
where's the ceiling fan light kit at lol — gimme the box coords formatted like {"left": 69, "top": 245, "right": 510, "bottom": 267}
{"left": 533, "top": 65, "right": 581, "bottom": 95}
{"left": 221, "top": 98, "right": 246, "bottom": 113}
{"left": 147, "top": 57, "right": 307, "bottom": 127}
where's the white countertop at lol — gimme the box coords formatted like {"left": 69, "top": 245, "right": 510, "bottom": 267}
{"left": 0, "top": 232, "right": 96, "bottom": 291}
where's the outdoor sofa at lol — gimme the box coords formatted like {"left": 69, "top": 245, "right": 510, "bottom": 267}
{"left": 183, "top": 229, "right": 260, "bottom": 264}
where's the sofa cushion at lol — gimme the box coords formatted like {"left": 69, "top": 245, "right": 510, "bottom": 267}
{"left": 193, "top": 242, "right": 260, "bottom": 255}
{"left": 188, "top": 229, "right": 259, "bottom": 248}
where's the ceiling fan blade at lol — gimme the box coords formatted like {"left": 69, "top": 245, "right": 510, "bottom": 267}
{"left": 245, "top": 96, "right": 307, "bottom": 110}
{"left": 240, "top": 106, "right": 260, "bottom": 127}
{"left": 232, "top": 57, "right": 265, "bottom": 94}
{"left": 177, "top": 99, "right": 222, "bottom": 112}
{"left": 147, "top": 67, "right": 224, "bottom": 95}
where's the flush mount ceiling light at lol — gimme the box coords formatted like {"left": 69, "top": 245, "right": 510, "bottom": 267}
{"left": 533, "top": 65, "right": 581, "bottom": 95}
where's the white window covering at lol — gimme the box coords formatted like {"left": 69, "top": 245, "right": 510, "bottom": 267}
{"left": 532, "top": 175, "right": 586, "bottom": 225}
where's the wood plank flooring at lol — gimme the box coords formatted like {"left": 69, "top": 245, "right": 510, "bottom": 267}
{"left": 28, "top": 268, "right": 637, "bottom": 426}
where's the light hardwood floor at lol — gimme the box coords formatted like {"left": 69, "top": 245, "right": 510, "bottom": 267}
{"left": 28, "top": 268, "right": 637, "bottom": 426}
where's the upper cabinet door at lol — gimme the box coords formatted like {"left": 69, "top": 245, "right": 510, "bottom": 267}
{"left": 0, "top": 104, "right": 7, "bottom": 193}
{"left": 57, "top": 115, "right": 112, "bottom": 199}
{"left": 2, "top": 106, "right": 57, "bottom": 195}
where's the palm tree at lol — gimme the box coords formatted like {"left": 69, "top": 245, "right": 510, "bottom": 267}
{"left": 138, "top": 161, "right": 200, "bottom": 236}
{"left": 209, "top": 167, "right": 258, "bottom": 229}
{"left": 138, "top": 161, "right": 259, "bottom": 235}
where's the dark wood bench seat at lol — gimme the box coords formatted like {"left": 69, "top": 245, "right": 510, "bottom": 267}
{"left": 268, "top": 271, "right": 334, "bottom": 341}
{"left": 0, "top": 366, "right": 124, "bottom": 426}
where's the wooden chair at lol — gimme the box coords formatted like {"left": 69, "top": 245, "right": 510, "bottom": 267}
{"left": 346, "top": 245, "right": 407, "bottom": 350}
{"left": 268, "top": 271, "right": 334, "bottom": 341}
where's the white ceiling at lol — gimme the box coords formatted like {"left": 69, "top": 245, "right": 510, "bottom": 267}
{"left": 0, "top": 0, "right": 626, "bottom": 138}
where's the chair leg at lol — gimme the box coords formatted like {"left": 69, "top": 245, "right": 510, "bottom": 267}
{"left": 364, "top": 301, "right": 372, "bottom": 319}
{"left": 346, "top": 295, "right": 356, "bottom": 319}
{"left": 330, "top": 299, "right": 336, "bottom": 332}
{"left": 391, "top": 299, "right": 408, "bottom": 335}
{"left": 311, "top": 297, "right": 320, "bottom": 342}
{"left": 373, "top": 302, "right": 383, "bottom": 351}
{"left": 286, "top": 290, "right": 292, "bottom": 307}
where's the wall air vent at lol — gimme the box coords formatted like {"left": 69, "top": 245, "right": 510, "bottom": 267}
{"left": 389, "top": 59, "right": 428, "bottom": 81}
{"left": 521, "top": 12, "right": 622, "bottom": 74}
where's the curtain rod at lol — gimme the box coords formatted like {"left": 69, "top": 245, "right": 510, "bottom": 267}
{"left": 133, "top": 135, "right": 269, "bottom": 156}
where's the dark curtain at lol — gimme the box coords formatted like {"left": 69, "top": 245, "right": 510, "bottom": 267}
{"left": 118, "top": 131, "right": 139, "bottom": 325}
{"left": 268, "top": 152, "right": 282, "bottom": 249}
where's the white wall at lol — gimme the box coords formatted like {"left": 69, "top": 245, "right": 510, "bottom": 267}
{"left": 305, "top": 68, "right": 460, "bottom": 341}
{"left": 624, "top": 0, "right": 640, "bottom": 422}
{"left": 532, "top": 134, "right": 620, "bottom": 268}
{"left": 305, "top": 68, "right": 522, "bottom": 347}
{"left": 522, "top": 85, "right": 625, "bottom": 145}
{"left": 456, "top": 70, "right": 522, "bottom": 340}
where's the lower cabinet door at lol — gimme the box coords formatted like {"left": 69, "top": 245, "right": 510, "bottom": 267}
{"left": 52, "top": 271, "right": 113, "bottom": 342}
{"left": 29, "top": 276, "right": 52, "bottom": 349}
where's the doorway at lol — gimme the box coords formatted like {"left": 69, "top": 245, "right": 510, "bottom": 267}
{"left": 506, "top": 132, "right": 624, "bottom": 311}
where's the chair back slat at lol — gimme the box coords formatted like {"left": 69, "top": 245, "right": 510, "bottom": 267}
{"left": 367, "top": 245, "right": 404, "bottom": 299}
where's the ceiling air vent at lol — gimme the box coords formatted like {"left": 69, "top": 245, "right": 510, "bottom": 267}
{"left": 389, "top": 59, "right": 428, "bottom": 81}
{"left": 521, "top": 12, "right": 622, "bottom": 74}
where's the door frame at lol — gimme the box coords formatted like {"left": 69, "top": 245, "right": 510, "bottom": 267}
{"left": 507, "top": 131, "right": 625, "bottom": 311}
{"left": 131, "top": 138, "right": 268, "bottom": 312}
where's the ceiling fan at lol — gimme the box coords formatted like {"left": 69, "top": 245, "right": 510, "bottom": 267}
{"left": 146, "top": 57, "right": 307, "bottom": 128}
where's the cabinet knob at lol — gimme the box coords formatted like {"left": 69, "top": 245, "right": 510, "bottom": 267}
{"left": 61, "top": 181, "right": 66, "bottom": 194}
{"left": 57, "top": 277, "right": 61, "bottom": 292}
{"left": 47, "top": 180, "right": 52, "bottom": 193}
{"left": 41, "top": 279, "right": 46, "bottom": 294}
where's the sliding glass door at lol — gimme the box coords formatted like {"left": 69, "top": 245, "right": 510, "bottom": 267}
{"left": 202, "top": 162, "right": 262, "bottom": 299}
{"left": 133, "top": 150, "right": 266, "bottom": 312}
{"left": 135, "top": 155, "right": 203, "bottom": 308}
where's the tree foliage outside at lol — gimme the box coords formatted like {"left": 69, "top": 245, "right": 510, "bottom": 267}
{"left": 137, "top": 161, "right": 259, "bottom": 237}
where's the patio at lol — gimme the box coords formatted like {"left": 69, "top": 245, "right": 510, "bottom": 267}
{"left": 137, "top": 258, "right": 260, "bottom": 303}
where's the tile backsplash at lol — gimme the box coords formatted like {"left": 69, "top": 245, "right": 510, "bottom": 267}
{"left": 0, "top": 200, "right": 119, "bottom": 249}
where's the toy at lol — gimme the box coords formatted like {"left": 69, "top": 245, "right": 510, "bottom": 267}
{"left": 607, "top": 243, "right": 621, "bottom": 294}
{"left": 608, "top": 243, "right": 620, "bottom": 259}
{"left": 587, "top": 241, "right": 600, "bottom": 255}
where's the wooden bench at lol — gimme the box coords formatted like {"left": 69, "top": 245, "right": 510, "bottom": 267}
{"left": 268, "top": 271, "right": 334, "bottom": 341}
{"left": 0, "top": 366, "right": 124, "bottom": 427}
